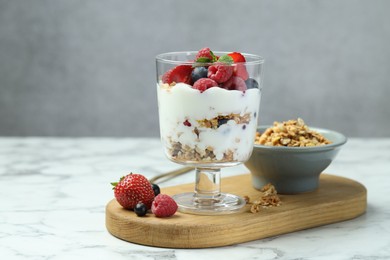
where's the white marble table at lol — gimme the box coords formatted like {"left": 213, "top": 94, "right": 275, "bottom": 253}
{"left": 0, "top": 137, "right": 389, "bottom": 260}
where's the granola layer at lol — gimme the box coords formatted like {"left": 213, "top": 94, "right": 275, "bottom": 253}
{"left": 168, "top": 141, "right": 235, "bottom": 163}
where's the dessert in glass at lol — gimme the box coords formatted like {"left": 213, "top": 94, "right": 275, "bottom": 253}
{"left": 156, "top": 47, "right": 264, "bottom": 215}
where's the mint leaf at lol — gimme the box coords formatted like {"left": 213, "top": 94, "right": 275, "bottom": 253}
{"left": 217, "top": 55, "right": 234, "bottom": 64}
{"left": 196, "top": 57, "right": 212, "bottom": 63}
{"left": 209, "top": 50, "right": 218, "bottom": 62}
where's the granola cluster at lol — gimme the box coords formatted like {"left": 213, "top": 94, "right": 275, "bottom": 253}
{"left": 168, "top": 141, "right": 235, "bottom": 162}
{"left": 245, "top": 183, "right": 281, "bottom": 213}
{"left": 254, "top": 118, "right": 332, "bottom": 147}
{"left": 196, "top": 113, "right": 250, "bottom": 129}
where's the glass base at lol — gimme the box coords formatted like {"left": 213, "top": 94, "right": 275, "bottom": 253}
{"left": 172, "top": 192, "right": 246, "bottom": 215}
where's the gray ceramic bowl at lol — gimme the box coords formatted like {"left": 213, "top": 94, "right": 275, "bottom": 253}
{"left": 244, "top": 126, "right": 347, "bottom": 194}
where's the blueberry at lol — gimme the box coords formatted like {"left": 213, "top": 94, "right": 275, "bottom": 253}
{"left": 245, "top": 78, "right": 259, "bottom": 89}
{"left": 151, "top": 183, "right": 160, "bottom": 196}
{"left": 134, "top": 202, "right": 147, "bottom": 217}
{"left": 191, "top": 67, "right": 208, "bottom": 83}
{"left": 217, "top": 118, "right": 229, "bottom": 128}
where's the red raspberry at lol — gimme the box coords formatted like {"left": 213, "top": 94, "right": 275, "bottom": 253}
{"left": 151, "top": 194, "right": 178, "bottom": 217}
{"left": 162, "top": 65, "right": 193, "bottom": 85}
{"left": 195, "top": 47, "right": 215, "bottom": 61}
{"left": 222, "top": 76, "right": 247, "bottom": 92}
{"left": 192, "top": 78, "right": 218, "bottom": 93}
{"left": 207, "top": 64, "right": 234, "bottom": 83}
{"left": 234, "top": 64, "right": 249, "bottom": 81}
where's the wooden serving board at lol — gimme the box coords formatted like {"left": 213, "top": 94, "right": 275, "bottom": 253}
{"left": 106, "top": 173, "right": 366, "bottom": 248}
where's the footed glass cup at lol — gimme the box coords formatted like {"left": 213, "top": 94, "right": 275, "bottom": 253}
{"left": 156, "top": 51, "right": 264, "bottom": 215}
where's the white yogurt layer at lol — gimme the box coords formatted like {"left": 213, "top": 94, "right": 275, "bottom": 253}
{"left": 157, "top": 83, "right": 261, "bottom": 163}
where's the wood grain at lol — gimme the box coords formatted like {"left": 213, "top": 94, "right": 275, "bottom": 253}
{"left": 105, "top": 174, "right": 367, "bottom": 248}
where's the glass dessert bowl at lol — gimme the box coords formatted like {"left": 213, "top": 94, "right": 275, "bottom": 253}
{"left": 156, "top": 48, "right": 264, "bottom": 215}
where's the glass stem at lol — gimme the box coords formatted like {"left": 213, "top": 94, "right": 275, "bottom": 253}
{"left": 194, "top": 168, "right": 221, "bottom": 204}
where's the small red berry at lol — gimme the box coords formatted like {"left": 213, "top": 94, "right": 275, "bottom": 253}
{"left": 195, "top": 47, "right": 215, "bottom": 62}
{"left": 162, "top": 65, "right": 193, "bottom": 85}
{"left": 183, "top": 120, "right": 192, "bottom": 127}
{"left": 192, "top": 78, "right": 218, "bottom": 93}
{"left": 233, "top": 64, "right": 249, "bottom": 81}
{"left": 222, "top": 76, "right": 247, "bottom": 92}
{"left": 151, "top": 194, "right": 178, "bottom": 218}
{"left": 207, "top": 64, "right": 234, "bottom": 83}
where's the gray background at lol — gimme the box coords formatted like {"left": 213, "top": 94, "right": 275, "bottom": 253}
{"left": 0, "top": 0, "right": 389, "bottom": 137}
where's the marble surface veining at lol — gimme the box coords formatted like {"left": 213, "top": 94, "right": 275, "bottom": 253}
{"left": 0, "top": 137, "right": 389, "bottom": 260}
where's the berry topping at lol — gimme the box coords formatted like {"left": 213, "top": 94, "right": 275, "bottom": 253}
{"left": 159, "top": 47, "right": 259, "bottom": 93}
{"left": 227, "top": 52, "right": 246, "bottom": 63}
{"left": 245, "top": 78, "right": 259, "bottom": 89}
{"left": 151, "top": 183, "right": 161, "bottom": 196}
{"left": 222, "top": 76, "right": 247, "bottom": 91}
{"left": 195, "top": 47, "right": 217, "bottom": 62}
{"left": 183, "top": 119, "right": 192, "bottom": 127}
{"left": 207, "top": 64, "right": 234, "bottom": 83}
{"left": 151, "top": 194, "right": 178, "bottom": 218}
{"left": 191, "top": 66, "right": 208, "bottom": 83}
{"left": 226, "top": 52, "right": 248, "bottom": 80}
{"left": 192, "top": 78, "right": 218, "bottom": 93}
{"left": 111, "top": 173, "right": 155, "bottom": 210}
{"left": 162, "top": 65, "right": 193, "bottom": 85}
{"left": 134, "top": 202, "right": 147, "bottom": 217}
{"left": 233, "top": 64, "right": 249, "bottom": 81}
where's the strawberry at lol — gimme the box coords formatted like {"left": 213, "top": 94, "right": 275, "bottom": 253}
{"left": 162, "top": 65, "right": 193, "bottom": 85}
{"left": 151, "top": 194, "right": 178, "bottom": 217}
{"left": 111, "top": 173, "right": 155, "bottom": 210}
{"left": 227, "top": 52, "right": 246, "bottom": 63}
